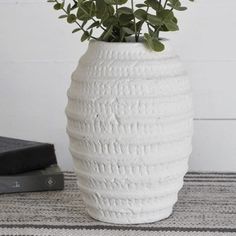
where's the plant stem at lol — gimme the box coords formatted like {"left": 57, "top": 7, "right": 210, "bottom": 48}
{"left": 79, "top": 4, "right": 117, "bottom": 40}
{"left": 158, "top": 0, "right": 162, "bottom": 10}
{"left": 67, "top": 0, "right": 115, "bottom": 40}
{"left": 55, "top": 0, "right": 98, "bottom": 39}
{"left": 65, "top": 12, "right": 97, "bottom": 39}
{"left": 164, "top": 0, "right": 168, "bottom": 8}
{"left": 136, "top": 6, "right": 149, "bottom": 42}
{"left": 114, "top": 0, "right": 120, "bottom": 41}
{"left": 152, "top": 6, "right": 174, "bottom": 39}
{"left": 115, "top": 0, "right": 118, "bottom": 19}
{"left": 136, "top": 21, "right": 143, "bottom": 42}
{"left": 131, "top": 0, "right": 138, "bottom": 42}
{"left": 78, "top": 5, "right": 108, "bottom": 32}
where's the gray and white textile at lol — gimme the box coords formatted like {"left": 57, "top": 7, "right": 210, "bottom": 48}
{"left": 0, "top": 172, "right": 236, "bottom": 236}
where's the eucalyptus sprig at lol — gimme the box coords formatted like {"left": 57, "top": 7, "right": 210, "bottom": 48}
{"left": 48, "top": 0, "right": 193, "bottom": 52}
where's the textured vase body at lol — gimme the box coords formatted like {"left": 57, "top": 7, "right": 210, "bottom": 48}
{"left": 66, "top": 41, "right": 193, "bottom": 224}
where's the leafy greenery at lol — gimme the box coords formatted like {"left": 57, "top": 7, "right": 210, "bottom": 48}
{"left": 48, "top": 0, "right": 193, "bottom": 52}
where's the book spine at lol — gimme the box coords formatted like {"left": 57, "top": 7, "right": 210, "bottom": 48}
{"left": 0, "top": 144, "right": 57, "bottom": 175}
{"left": 0, "top": 173, "right": 64, "bottom": 194}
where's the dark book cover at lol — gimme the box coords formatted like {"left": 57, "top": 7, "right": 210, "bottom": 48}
{"left": 0, "top": 164, "right": 64, "bottom": 194}
{"left": 0, "top": 136, "right": 57, "bottom": 175}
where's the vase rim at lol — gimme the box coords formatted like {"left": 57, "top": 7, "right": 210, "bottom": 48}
{"left": 88, "top": 38, "right": 172, "bottom": 53}
{"left": 89, "top": 37, "right": 169, "bottom": 45}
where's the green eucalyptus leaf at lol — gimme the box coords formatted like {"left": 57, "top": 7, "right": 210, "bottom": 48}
{"left": 103, "top": 0, "right": 113, "bottom": 4}
{"left": 117, "top": 7, "right": 133, "bottom": 15}
{"left": 135, "top": 3, "right": 146, "bottom": 8}
{"left": 173, "top": 16, "right": 178, "bottom": 23}
{"left": 168, "top": 3, "right": 187, "bottom": 11}
{"left": 96, "top": 0, "right": 114, "bottom": 21}
{"left": 58, "top": 15, "right": 67, "bottom": 19}
{"left": 119, "top": 14, "right": 133, "bottom": 25}
{"left": 167, "top": 0, "right": 187, "bottom": 10}
{"left": 144, "top": 32, "right": 150, "bottom": 39}
{"left": 106, "top": 5, "right": 115, "bottom": 17}
{"left": 77, "top": 1, "right": 96, "bottom": 21}
{"left": 67, "top": 14, "right": 77, "bottom": 23}
{"left": 53, "top": 3, "right": 62, "bottom": 10}
{"left": 96, "top": 0, "right": 106, "bottom": 8}
{"left": 77, "top": 0, "right": 84, "bottom": 7}
{"left": 67, "top": 3, "right": 71, "bottom": 13}
{"left": 168, "top": 0, "right": 181, "bottom": 7}
{"left": 72, "top": 28, "right": 81, "bottom": 33}
{"left": 122, "top": 27, "right": 134, "bottom": 35}
{"left": 144, "top": 33, "right": 165, "bottom": 52}
{"left": 116, "top": 0, "right": 128, "bottom": 4}
{"left": 87, "top": 21, "right": 100, "bottom": 29}
{"left": 134, "top": 9, "right": 147, "bottom": 21}
{"left": 47, "top": 0, "right": 55, "bottom": 2}
{"left": 147, "top": 14, "right": 162, "bottom": 26}
{"left": 144, "top": 33, "right": 152, "bottom": 48}
{"left": 81, "top": 31, "right": 90, "bottom": 41}
{"left": 104, "top": 0, "right": 128, "bottom": 5}
{"left": 102, "top": 26, "right": 113, "bottom": 40}
{"left": 89, "top": 3, "right": 96, "bottom": 16}
{"left": 165, "top": 21, "right": 179, "bottom": 31}
{"left": 96, "top": 0, "right": 106, "bottom": 18}
{"left": 159, "top": 25, "right": 169, "bottom": 31}
{"left": 158, "top": 9, "right": 174, "bottom": 22}
{"left": 151, "top": 38, "right": 165, "bottom": 51}
{"left": 177, "top": 6, "right": 187, "bottom": 11}
{"left": 103, "top": 16, "right": 118, "bottom": 27}
{"left": 145, "top": 0, "right": 163, "bottom": 11}
{"left": 136, "top": 20, "right": 144, "bottom": 32}
{"left": 119, "top": 28, "right": 126, "bottom": 42}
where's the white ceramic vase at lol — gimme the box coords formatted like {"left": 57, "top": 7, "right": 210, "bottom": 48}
{"left": 66, "top": 40, "right": 193, "bottom": 224}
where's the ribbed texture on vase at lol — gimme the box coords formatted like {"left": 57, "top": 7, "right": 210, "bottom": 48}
{"left": 66, "top": 40, "right": 193, "bottom": 224}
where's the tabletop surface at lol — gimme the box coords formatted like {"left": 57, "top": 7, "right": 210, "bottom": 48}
{"left": 1, "top": 172, "right": 236, "bottom": 236}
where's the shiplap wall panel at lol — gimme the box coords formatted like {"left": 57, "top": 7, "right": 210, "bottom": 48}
{"left": 187, "top": 61, "right": 236, "bottom": 119}
{"left": 191, "top": 121, "right": 236, "bottom": 171}
{"left": 0, "top": 62, "right": 74, "bottom": 170}
{"left": 0, "top": 0, "right": 236, "bottom": 170}
{"left": 172, "top": 0, "right": 236, "bottom": 62}
{"left": 0, "top": 3, "right": 86, "bottom": 63}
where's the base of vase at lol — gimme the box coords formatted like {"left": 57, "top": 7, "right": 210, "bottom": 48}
{"left": 86, "top": 207, "right": 173, "bottom": 225}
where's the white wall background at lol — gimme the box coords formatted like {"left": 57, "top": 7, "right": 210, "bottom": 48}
{"left": 0, "top": 0, "right": 236, "bottom": 171}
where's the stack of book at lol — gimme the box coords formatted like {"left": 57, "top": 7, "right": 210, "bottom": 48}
{"left": 0, "top": 136, "right": 64, "bottom": 194}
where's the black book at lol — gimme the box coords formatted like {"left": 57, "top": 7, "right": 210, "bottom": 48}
{"left": 0, "top": 136, "right": 57, "bottom": 175}
{"left": 0, "top": 164, "right": 64, "bottom": 194}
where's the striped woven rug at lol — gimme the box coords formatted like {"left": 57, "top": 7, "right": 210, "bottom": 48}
{"left": 0, "top": 172, "right": 236, "bottom": 236}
